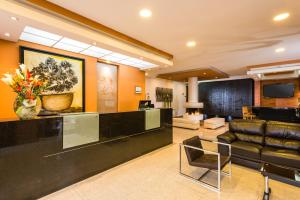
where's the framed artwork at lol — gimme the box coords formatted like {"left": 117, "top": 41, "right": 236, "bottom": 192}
{"left": 156, "top": 87, "right": 173, "bottom": 102}
{"left": 20, "top": 46, "right": 85, "bottom": 115}
{"left": 135, "top": 86, "right": 142, "bottom": 94}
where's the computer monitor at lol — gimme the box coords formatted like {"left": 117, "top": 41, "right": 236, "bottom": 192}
{"left": 138, "top": 100, "right": 153, "bottom": 110}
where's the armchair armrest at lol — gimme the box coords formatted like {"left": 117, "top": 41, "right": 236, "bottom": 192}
{"left": 217, "top": 131, "right": 236, "bottom": 144}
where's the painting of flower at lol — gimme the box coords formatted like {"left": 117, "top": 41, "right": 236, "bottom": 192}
{"left": 20, "top": 46, "right": 85, "bottom": 115}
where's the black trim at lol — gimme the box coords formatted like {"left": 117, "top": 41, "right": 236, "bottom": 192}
{"left": 19, "top": 46, "right": 86, "bottom": 112}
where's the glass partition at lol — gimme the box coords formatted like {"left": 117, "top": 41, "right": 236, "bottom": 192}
{"left": 62, "top": 113, "right": 99, "bottom": 149}
{"left": 145, "top": 109, "right": 161, "bottom": 130}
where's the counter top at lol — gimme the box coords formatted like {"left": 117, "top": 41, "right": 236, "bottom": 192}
{"left": 0, "top": 109, "right": 172, "bottom": 123}
{"left": 0, "top": 115, "right": 62, "bottom": 123}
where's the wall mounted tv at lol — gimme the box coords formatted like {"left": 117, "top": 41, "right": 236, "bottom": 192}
{"left": 263, "top": 83, "right": 295, "bottom": 98}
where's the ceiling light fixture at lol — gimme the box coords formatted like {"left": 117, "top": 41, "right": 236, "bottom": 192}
{"left": 203, "top": 72, "right": 207, "bottom": 75}
{"left": 139, "top": 9, "right": 152, "bottom": 18}
{"left": 10, "top": 16, "right": 18, "bottom": 21}
{"left": 186, "top": 41, "right": 196, "bottom": 47}
{"left": 273, "top": 12, "right": 290, "bottom": 21}
{"left": 19, "top": 26, "right": 159, "bottom": 70}
{"left": 4, "top": 33, "right": 10, "bottom": 37}
{"left": 275, "top": 47, "right": 285, "bottom": 53}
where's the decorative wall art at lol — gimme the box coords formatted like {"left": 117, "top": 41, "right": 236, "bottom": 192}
{"left": 135, "top": 86, "right": 142, "bottom": 94}
{"left": 20, "top": 46, "right": 85, "bottom": 115}
{"left": 156, "top": 87, "right": 173, "bottom": 102}
{"left": 96, "top": 62, "right": 118, "bottom": 113}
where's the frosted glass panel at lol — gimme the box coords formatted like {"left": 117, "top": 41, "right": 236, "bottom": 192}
{"left": 63, "top": 113, "right": 99, "bottom": 149}
{"left": 145, "top": 109, "right": 161, "bottom": 130}
{"left": 96, "top": 62, "right": 118, "bottom": 113}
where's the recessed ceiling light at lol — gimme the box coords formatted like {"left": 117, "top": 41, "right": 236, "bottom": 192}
{"left": 4, "top": 33, "right": 10, "bottom": 37}
{"left": 275, "top": 47, "right": 285, "bottom": 53}
{"left": 186, "top": 41, "right": 196, "bottom": 47}
{"left": 10, "top": 16, "right": 18, "bottom": 21}
{"left": 92, "top": 42, "right": 97, "bottom": 46}
{"left": 273, "top": 12, "right": 290, "bottom": 21}
{"left": 139, "top": 9, "right": 152, "bottom": 18}
{"left": 203, "top": 72, "right": 207, "bottom": 75}
{"left": 215, "top": 76, "right": 218, "bottom": 79}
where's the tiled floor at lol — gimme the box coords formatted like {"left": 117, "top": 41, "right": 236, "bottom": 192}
{"left": 40, "top": 125, "right": 300, "bottom": 200}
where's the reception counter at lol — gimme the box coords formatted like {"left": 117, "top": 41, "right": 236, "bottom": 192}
{"left": 0, "top": 108, "right": 172, "bottom": 200}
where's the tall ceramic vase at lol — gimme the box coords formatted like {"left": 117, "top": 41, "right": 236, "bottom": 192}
{"left": 14, "top": 96, "right": 41, "bottom": 120}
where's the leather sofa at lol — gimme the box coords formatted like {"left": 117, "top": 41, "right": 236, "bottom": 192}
{"left": 217, "top": 120, "right": 300, "bottom": 170}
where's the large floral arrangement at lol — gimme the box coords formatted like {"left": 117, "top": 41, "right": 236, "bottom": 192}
{"left": 1, "top": 64, "right": 47, "bottom": 118}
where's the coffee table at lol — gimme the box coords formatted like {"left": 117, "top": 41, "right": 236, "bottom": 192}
{"left": 261, "top": 163, "right": 300, "bottom": 200}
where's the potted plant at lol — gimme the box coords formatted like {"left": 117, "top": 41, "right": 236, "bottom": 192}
{"left": 30, "top": 58, "right": 78, "bottom": 112}
{"left": 1, "top": 64, "right": 47, "bottom": 119}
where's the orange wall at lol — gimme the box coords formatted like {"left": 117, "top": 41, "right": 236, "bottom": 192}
{"left": 118, "top": 65, "right": 145, "bottom": 111}
{"left": 0, "top": 39, "right": 145, "bottom": 118}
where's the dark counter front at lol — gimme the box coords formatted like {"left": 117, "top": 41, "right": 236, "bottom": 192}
{"left": 0, "top": 109, "right": 173, "bottom": 200}
{"left": 252, "top": 107, "right": 300, "bottom": 123}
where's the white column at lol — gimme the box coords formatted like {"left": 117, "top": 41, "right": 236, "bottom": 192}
{"left": 188, "top": 77, "right": 198, "bottom": 103}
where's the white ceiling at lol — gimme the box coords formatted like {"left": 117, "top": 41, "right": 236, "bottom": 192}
{"left": 48, "top": 0, "right": 300, "bottom": 76}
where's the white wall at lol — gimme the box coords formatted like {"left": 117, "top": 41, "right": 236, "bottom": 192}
{"left": 145, "top": 77, "right": 186, "bottom": 116}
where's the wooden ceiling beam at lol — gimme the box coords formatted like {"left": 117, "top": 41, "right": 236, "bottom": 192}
{"left": 157, "top": 68, "right": 228, "bottom": 82}
{"left": 247, "top": 59, "right": 300, "bottom": 70}
{"left": 23, "top": 0, "right": 173, "bottom": 60}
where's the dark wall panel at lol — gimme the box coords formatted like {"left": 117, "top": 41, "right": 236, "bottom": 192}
{"left": 199, "top": 79, "right": 254, "bottom": 118}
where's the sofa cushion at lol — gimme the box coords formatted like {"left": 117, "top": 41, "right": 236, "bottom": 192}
{"left": 235, "top": 132, "right": 264, "bottom": 145}
{"left": 265, "top": 137, "right": 300, "bottom": 151}
{"left": 230, "top": 120, "right": 266, "bottom": 135}
{"left": 229, "top": 120, "right": 266, "bottom": 145}
{"left": 265, "top": 121, "right": 300, "bottom": 150}
{"left": 217, "top": 132, "right": 237, "bottom": 144}
{"left": 231, "top": 141, "right": 263, "bottom": 160}
{"left": 261, "top": 146, "right": 300, "bottom": 169}
{"left": 266, "top": 121, "right": 300, "bottom": 140}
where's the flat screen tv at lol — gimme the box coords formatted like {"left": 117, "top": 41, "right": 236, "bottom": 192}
{"left": 263, "top": 83, "right": 295, "bottom": 98}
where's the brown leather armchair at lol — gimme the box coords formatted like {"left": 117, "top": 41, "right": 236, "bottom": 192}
{"left": 179, "top": 136, "right": 231, "bottom": 192}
